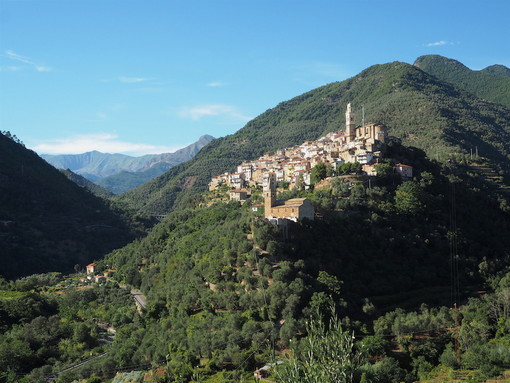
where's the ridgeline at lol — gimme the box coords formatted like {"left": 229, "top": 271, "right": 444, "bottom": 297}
{"left": 116, "top": 60, "right": 510, "bottom": 215}
{"left": 0, "top": 133, "right": 148, "bottom": 279}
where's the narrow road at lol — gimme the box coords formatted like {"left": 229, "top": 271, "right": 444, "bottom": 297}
{"left": 131, "top": 289, "right": 147, "bottom": 311}
{"left": 119, "top": 285, "right": 148, "bottom": 312}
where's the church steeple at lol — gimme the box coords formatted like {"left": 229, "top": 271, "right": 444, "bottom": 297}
{"left": 345, "top": 102, "right": 355, "bottom": 142}
{"left": 263, "top": 173, "right": 276, "bottom": 218}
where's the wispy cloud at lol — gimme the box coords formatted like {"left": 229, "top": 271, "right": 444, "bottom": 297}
{"left": 424, "top": 40, "right": 453, "bottom": 47}
{"left": 5, "top": 50, "right": 33, "bottom": 64}
{"left": 36, "top": 66, "right": 52, "bottom": 72}
{"left": 0, "top": 66, "right": 21, "bottom": 72}
{"left": 4, "top": 50, "right": 52, "bottom": 72}
{"left": 31, "top": 133, "right": 184, "bottom": 156}
{"left": 119, "top": 76, "right": 148, "bottom": 83}
{"left": 179, "top": 104, "right": 252, "bottom": 122}
{"left": 207, "top": 81, "right": 224, "bottom": 87}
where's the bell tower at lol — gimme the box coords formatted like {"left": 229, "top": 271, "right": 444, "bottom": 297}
{"left": 345, "top": 102, "right": 356, "bottom": 142}
{"left": 263, "top": 173, "right": 276, "bottom": 218}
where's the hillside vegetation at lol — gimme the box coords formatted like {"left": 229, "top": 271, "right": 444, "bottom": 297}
{"left": 414, "top": 55, "right": 510, "bottom": 108}
{"left": 0, "top": 133, "right": 148, "bottom": 279}
{"left": 55, "top": 142, "right": 510, "bottom": 382}
{"left": 116, "top": 61, "right": 510, "bottom": 215}
{"left": 60, "top": 169, "right": 114, "bottom": 199}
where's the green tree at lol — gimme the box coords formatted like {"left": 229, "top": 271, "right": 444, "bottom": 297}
{"left": 394, "top": 181, "right": 425, "bottom": 214}
{"left": 275, "top": 303, "right": 365, "bottom": 383}
{"left": 374, "top": 163, "right": 394, "bottom": 181}
{"left": 311, "top": 163, "right": 328, "bottom": 185}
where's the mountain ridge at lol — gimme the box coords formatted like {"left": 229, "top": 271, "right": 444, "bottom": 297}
{"left": 0, "top": 133, "right": 147, "bottom": 279}
{"left": 115, "top": 60, "right": 510, "bottom": 214}
{"left": 414, "top": 54, "right": 510, "bottom": 108}
{"left": 41, "top": 134, "right": 215, "bottom": 182}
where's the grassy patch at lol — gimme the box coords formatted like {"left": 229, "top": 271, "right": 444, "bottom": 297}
{"left": 0, "top": 290, "right": 26, "bottom": 300}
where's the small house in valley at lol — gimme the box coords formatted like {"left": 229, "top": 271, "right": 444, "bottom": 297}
{"left": 86, "top": 263, "right": 97, "bottom": 275}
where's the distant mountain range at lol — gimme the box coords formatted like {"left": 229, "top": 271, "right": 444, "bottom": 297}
{"left": 42, "top": 134, "right": 214, "bottom": 193}
{"left": 115, "top": 55, "right": 510, "bottom": 214}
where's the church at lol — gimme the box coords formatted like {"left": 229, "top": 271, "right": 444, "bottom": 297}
{"left": 263, "top": 173, "right": 315, "bottom": 221}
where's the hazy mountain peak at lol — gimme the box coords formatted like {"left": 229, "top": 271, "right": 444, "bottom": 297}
{"left": 42, "top": 134, "right": 215, "bottom": 182}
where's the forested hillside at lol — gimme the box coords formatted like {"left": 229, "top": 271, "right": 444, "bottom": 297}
{"left": 46, "top": 141, "right": 508, "bottom": 382}
{"left": 2, "top": 56, "right": 510, "bottom": 382}
{"left": 414, "top": 55, "right": 510, "bottom": 108}
{"left": 0, "top": 133, "right": 148, "bottom": 279}
{"left": 116, "top": 61, "right": 510, "bottom": 215}
{"left": 60, "top": 169, "right": 114, "bottom": 199}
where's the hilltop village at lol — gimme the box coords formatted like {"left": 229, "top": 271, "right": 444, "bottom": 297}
{"left": 209, "top": 103, "right": 412, "bottom": 221}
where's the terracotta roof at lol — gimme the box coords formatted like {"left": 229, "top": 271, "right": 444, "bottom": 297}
{"left": 274, "top": 198, "right": 309, "bottom": 207}
{"left": 396, "top": 163, "right": 413, "bottom": 168}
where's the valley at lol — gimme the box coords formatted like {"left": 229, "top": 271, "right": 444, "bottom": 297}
{"left": 1, "top": 55, "right": 510, "bottom": 382}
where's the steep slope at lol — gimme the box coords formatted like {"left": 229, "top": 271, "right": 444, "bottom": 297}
{"left": 414, "top": 54, "right": 510, "bottom": 108}
{"left": 59, "top": 168, "right": 114, "bottom": 198}
{"left": 0, "top": 133, "right": 145, "bottom": 279}
{"left": 101, "top": 142, "right": 510, "bottom": 381}
{"left": 41, "top": 134, "right": 214, "bottom": 181}
{"left": 117, "top": 61, "right": 510, "bottom": 214}
{"left": 95, "top": 135, "right": 215, "bottom": 194}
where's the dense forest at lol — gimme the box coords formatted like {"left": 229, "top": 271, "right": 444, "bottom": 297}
{"left": 0, "top": 132, "right": 151, "bottom": 279}
{"left": 115, "top": 61, "right": 510, "bottom": 216}
{"left": 3, "top": 140, "right": 509, "bottom": 382}
{"left": 59, "top": 169, "right": 114, "bottom": 199}
{"left": 1, "top": 56, "right": 510, "bottom": 382}
{"left": 414, "top": 55, "right": 510, "bottom": 109}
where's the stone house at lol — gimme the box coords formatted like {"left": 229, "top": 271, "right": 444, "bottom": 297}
{"left": 395, "top": 163, "right": 413, "bottom": 178}
{"left": 229, "top": 189, "right": 248, "bottom": 201}
{"left": 86, "top": 263, "right": 97, "bottom": 275}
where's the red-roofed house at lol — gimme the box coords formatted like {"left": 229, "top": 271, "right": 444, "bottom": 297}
{"left": 395, "top": 164, "right": 413, "bottom": 179}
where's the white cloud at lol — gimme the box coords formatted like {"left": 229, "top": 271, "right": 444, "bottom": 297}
{"left": 0, "top": 66, "right": 21, "bottom": 71}
{"left": 424, "top": 40, "right": 452, "bottom": 47}
{"left": 5, "top": 50, "right": 33, "bottom": 64}
{"left": 31, "top": 133, "right": 184, "bottom": 156}
{"left": 179, "top": 104, "right": 252, "bottom": 122}
{"left": 4, "top": 50, "right": 52, "bottom": 71}
{"left": 207, "top": 81, "right": 223, "bottom": 87}
{"left": 36, "top": 66, "right": 52, "bottom": 72}
{"left": 119, "top": 77, "right": 147, "bottom": 83}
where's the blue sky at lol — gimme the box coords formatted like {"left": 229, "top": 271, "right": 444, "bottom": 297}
{"left": 1, "top": 0, "right": 509, "bottom": 156}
